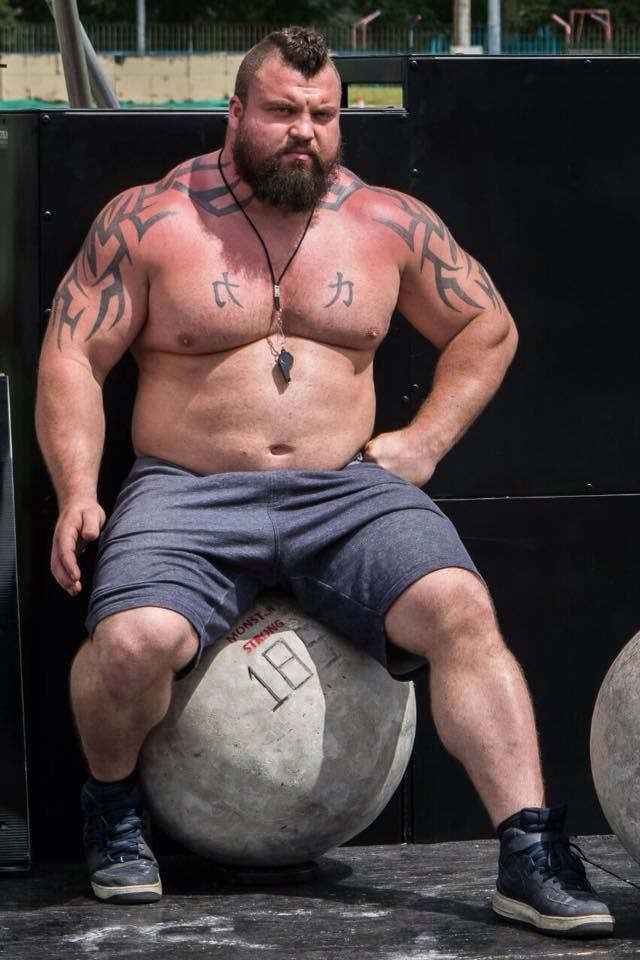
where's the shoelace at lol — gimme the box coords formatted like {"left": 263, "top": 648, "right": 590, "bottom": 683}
{"left": 86, "top": 803, "right": 145, "bottom": 863}
{"left": 573, "top": 840, "right": 640, "bottom": 894}
{"left": 526, "top": 837, "right": 591, "bottom": 889}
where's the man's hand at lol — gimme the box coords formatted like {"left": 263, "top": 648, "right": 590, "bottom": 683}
{"left": 51, "top": 499, "right": 106, "bottom": 596}
{"left": 362, "top": 428, "right": 438, "bottom": 487}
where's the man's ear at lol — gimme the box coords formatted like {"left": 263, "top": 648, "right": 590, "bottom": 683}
{"left": 228, "top": 95, "right": 244, "bottom": 130}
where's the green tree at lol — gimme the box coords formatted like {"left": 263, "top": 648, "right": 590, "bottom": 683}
{"left": 8, "top": 0, "right": 640, "bottom": 28}
{"left": 1, "top": 0, "right": 15, "bottom": 23}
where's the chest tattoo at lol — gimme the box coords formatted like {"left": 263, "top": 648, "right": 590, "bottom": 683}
{"left": 212, "top": 272, "right": 243, "bottom": 308}
{"left": 325, "top": 272, "right": 354, "bottom": 307}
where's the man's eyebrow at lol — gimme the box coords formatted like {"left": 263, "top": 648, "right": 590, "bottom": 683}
{"left": 261, "top": 96, "right": 338, "bottom": 110}
{"left": 262, "top": 97, "right": 297, "bottom": 107}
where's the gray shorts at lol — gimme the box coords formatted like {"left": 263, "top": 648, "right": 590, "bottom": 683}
{"left": 86, "top": 456, "right": 478, "bottom": 676}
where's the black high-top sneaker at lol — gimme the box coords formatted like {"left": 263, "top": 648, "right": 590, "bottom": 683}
{"left": 81, "top": 775, "right": 162, "bottom": 904}
{"left": 492, "top": 806, "right": 613, "bottom": 937}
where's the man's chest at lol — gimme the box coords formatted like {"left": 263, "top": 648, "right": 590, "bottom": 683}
{"left": 142, "top": 218, "right": 401, "bottom": 354}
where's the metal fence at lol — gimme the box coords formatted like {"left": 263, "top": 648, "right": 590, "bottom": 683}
{"left": 2, "top": 20, "right": 639, "bottom": 56}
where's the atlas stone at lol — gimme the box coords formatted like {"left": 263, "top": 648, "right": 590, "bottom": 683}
{"left": 140, "top": 593, "right": 417, "bottom": 867}
{"left": 591, "top": 629, "right": 640, "bottom": 865}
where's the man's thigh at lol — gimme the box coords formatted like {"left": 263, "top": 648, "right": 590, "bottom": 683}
{"left": 277, "top": 462, "right": 479, "bottom": 675}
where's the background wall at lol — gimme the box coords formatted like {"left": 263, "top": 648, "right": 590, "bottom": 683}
{"left": 0, "top": 52, "right": 243, "bottom": 103}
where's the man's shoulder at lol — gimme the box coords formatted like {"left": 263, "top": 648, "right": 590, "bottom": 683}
{"left": 157, "top": 151, "right": 218, "bottom": 192}
{"left": 99, "top": 151, "right": 225, "bottom": 225}
{"left": 323, "top": 167, "right": 423, "bottom": 219}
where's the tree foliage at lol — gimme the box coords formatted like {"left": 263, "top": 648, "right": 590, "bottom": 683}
{"left": 4, "top": 0, "right": 640, "bottom": 29}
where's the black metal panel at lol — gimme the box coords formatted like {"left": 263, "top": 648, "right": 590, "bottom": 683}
{"left": 404, "top": 56, "right": 640, "bottom": 499}
{"left": 413, "top": 493, "right": 640, "bottom": 842}
{"left": 0, "top": 375, "right": 31, "bottom": 871}
{"left": 335, "top": 55, "right": 406, "bottom": 85}
{"left": 335, "top": 55, "right": 407, "bottom": 107}
{"left": 0, "top": 114, "right": 45, "bottom": 865}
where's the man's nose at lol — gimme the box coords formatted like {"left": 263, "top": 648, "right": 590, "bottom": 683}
{"left": 288, "top": 113, "right": 314, "bottom": 140}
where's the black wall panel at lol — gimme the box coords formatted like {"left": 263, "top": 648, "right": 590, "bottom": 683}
{"left": 0, "top": 57, "right": 639, "bottom": 859}
{"left": 0, "top": 375, "right": 31, "bottom": 870}
{"left": 402, "top": 56, "right": 640, "bottom": 499}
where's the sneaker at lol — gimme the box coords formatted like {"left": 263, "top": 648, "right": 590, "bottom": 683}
{"left": 492, "top": 806, "right": 613, "bottom": 937}
{"left": 81, "top": 775, "right": 162, "bottom": 904}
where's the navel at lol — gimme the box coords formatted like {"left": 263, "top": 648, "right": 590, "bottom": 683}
{"left": 270, "top": 444, "right": 294, "bottom": 456}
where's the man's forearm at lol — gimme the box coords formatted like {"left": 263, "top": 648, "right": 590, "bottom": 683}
{"left": 35, "top": 360, "right": 106, "bottom": 506}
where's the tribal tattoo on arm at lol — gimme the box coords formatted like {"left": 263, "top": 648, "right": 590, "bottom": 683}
{"left": 372, "top": 189, "right": 503, "bottom": 314}
{"left": 52, "top": 185, "right": 176, "bottom": 350}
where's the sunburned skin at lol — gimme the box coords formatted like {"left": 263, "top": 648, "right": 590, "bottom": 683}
{"left": 46, "top": 157, "right": 505, "bottom": 475}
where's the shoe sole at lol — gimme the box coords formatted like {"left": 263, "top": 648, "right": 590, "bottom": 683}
{"left": 91, "top": 878, "right": 163, "bottom": 904}
{"left": 492, "top": 891, "right": 614, "bottom": 937}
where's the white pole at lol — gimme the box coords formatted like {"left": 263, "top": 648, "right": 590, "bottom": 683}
{"left": 453, "top": 0, "right": 472, "bottom": 48}
{"left": 487, "top": 0, "right": 502, "bottom": 53}
{"left": 137, "top": 0, "right": 146, "bottom": 55}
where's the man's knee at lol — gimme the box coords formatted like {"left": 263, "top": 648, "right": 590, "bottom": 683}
{"left": 87, "top": 607, "right": 198, "bottom": 691}
{"left": 386, "top": 567, "right": 502, "bottom": 661}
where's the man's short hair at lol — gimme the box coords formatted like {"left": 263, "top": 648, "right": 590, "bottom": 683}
{"left": 234, "top": 26, "right": 337, "bottom": 103}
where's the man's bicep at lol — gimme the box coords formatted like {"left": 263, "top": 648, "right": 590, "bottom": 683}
{"left": 45, "top": 190, "right": 150, "bottom": 376}
{"left": 379, "top": 193, "right": 506, "bottom": 347}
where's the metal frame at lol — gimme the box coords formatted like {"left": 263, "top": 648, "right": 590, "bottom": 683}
{"left": 47, "top": 0, "right": 119, "bottom": 108}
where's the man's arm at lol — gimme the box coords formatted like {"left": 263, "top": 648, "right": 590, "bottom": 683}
{"left": 35, "top": 186, "right": 157, "bottom": 595}
{"left": 364, "top": 193, "right": 517, "bottom": 486}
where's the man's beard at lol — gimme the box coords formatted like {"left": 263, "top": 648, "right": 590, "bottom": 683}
{"left": 232, "top": 126, "right": 341, "bottom": 212}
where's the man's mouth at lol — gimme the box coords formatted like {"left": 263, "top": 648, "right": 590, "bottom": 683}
{"left": 282, "top": 146, "right": 314, "bottom": 157}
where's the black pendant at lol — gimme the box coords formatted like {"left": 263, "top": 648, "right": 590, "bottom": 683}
{"left": 277, "top": 348, "right": 294, "bottom": 383}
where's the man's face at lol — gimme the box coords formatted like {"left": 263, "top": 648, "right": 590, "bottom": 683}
{"left": 228, "top": 56, "right": 342, "bottom": 211}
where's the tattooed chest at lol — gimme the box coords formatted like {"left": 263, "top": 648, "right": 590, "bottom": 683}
{"left": 144, "top": 259, "right": 398, "bottom": 354}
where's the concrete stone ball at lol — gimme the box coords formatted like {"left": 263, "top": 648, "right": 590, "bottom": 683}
{"left": 590, "top": 629, "right": 640, "bottom": 864}
{"left": 140, "top": 592, "right": 416, "bottom": 867}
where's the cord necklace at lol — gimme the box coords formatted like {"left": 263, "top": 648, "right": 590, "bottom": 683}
{"left": 217, "top": 149, "right": 316, "bottom": 383}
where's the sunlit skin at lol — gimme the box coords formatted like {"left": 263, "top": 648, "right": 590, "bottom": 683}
{"left": 36, "top": 51, "right": 544, "bottom": 831}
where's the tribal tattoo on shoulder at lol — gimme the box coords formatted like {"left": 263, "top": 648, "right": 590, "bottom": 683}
{"left": 161, "top": 154, "right": 243, "bottom": 217}
{"left": 319, "top": 171, "right": 366, "bottom": 211}
{"left": 52, "top": 155, "right": 242, "bottom": 350}
{"left": 52, "top": 184, "right": 176, "bottom": 349}
{"left": 371, "top": 188, "right": 503, "bottom": 314}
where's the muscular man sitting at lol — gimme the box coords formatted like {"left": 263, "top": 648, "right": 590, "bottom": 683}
{"left": 35, "top": 25, "right": 613, "bottom": 937}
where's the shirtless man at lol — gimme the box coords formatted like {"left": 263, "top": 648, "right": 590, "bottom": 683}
{"left": 35, "top": 26, "right": 612, "bottom": 937}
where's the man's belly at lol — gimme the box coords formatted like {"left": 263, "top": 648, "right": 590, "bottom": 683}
{"left": 130, "top": 338, "right": 377, "bottom": 475}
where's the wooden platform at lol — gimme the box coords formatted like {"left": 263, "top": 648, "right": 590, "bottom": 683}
{"left": 2, "top": 836, "right": 640, "bottom": 959}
